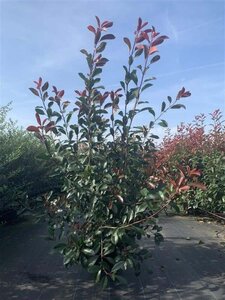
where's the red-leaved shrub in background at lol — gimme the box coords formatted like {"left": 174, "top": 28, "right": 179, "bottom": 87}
{"left": 155, "top": 109, "right": 225, "bottom": 213}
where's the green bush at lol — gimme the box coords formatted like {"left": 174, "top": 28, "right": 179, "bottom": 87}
{"left": 0, "top": 103, "right": 61, "bottom": 216}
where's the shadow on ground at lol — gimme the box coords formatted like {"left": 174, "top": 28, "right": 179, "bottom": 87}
{"left": 0, "top": 216, "right": 224, "bottom": 299}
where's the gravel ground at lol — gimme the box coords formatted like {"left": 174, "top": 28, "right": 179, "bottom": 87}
{"left": 0, "top": 215, "right": 225, "bottom": 299}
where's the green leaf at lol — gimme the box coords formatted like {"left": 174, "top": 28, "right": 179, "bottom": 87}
{"left": 103, "top": 244, "right": 115, "bottom": 256}
{"left": 161, "top": 101, "right": 166, "bottom": 112}
{"left": 96, "top": 42, "right": 107, "bottom": 53}
{"left": 135, "top": 48, "right": 143, "bottom": 57}
{"left": 100, "top": 34, "right": 115, "bottom": 41}
{"left": 78, "top": 72, "right": 87, "bottom": 82}
{"left": 148, "top": 107, "right": 155, "bottom": 117}
{"left": 80, "top": 49, "right": 89, "bottom": 56}
{"left": 104, "top": 103, "right": 112, "bottom": 109}
{"left": 64, "top": 250, "right": 74, "bottom": 265}
{"left": 29, "top": 88, "right": 39, "bottom": 97}
{"left": 167, "top": 96, "right": 172, "bottom": 103}
{"left": 58, "top": 126, "right": 66, "bottom": 134}
{"left": 69, "top": 130, "right": 73, "bottom": 140}
{"left": 171, "top": 104, "right": 186, "bottom": 109}
{"left": 130, "top": 70, "right": 138, "bottom": 85}
{"left": 158, "top": 120, "right": 168, "bottom": 127}
{"left": 48, "top": 101, "right": 54, "bottom": 108}
{"left": 92, "top": 68, "right": 102, "bottom": 77}
{"left": 150, "top": 134, "right": 159, "bottom": 139}
{"left": 66, "top": 112, "right": 73, "bottom": 123}
{"left": 150, "top": 55, "right": 160, "bottom": 64}
{"left": 120, "top": 81, "right": 125, "bottom": 90}
{"left": 54, "top": 243, "right": 67, "bottom": 254}
{"left": 136, "top": 203, "right": 147, "bottom": 214}
{"left": 123, "top": 37, "right": 131, "bottom": 51}
{"left": 144, "top": 77, "right": 156, "bottom": 82}
{"left": 111, "top": 230, "right": 119, "bottom": 245}
{"left": 47, "top": 108, "right": 53, "bottom": 118}
{"left": 141, "top": 83, "right": 153, "bottom": 92}
{"left": 88, "top": 265, "right": 100, "bottom": 273}
{"left": 95, "top": 269, "right": 102, "bottom": 283}
{"left": 149, "top": 121, "right": 154, "bottom": 128}
{"left": 128, "top": 55, "right": 133, "bottom": 66}
{"left": 140, "top": 188, "right": 148, "bottom": 197}
{"left": 35, "top": 108, "right": 45, "bottom": 115}
{"left": 111, "top": 261, "right": 125, "bottom": 273}
{"left": 102, "top": 276, "right": 108, "bottom": 289}
{"left": 42, "top": 82, "right": 49, "bottom": 92}
{"left": 88, "top": 256, "right": 99, "bottom": 267}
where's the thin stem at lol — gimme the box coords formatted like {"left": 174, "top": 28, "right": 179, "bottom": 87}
{"left": 100, "top": 195, "right": 175, "bottom": 230}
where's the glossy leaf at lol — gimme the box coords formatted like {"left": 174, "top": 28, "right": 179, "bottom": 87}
{"left": 29, "top": 88, "right": 39, "bottom": 97}
{"left": 123, "top": 37, "right": 131, "bottom": 51}
{"left": 100, "top": 34, "right": 115, "bottom": 41}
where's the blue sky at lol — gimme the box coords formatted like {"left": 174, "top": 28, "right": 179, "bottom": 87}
{"left": 0, "top": 0, "right": 224, "bottom": 137}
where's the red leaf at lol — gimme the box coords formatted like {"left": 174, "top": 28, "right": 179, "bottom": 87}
{"left": 149, "top": 46, "right": 158, "bottom": 55}
{"left": 100, "top": 34, "right": 115, "bottom": 41}
{"left": 189, "top": 183, "right": 207, "bottom": 190}
{"left": 123, "top": 37, "right": 131, "bottom": 51}
{"left": 27, "top": 125, "right": 40, "bottom": 133}
{"left": 136, "top": 44, "right": 144, "bottom": 50}
{"left": 35, "top": 113, "right": 41, "bottom": 125}
{"left": 177, "top": 176, "right": 185, "bottom": 187}
{"left": 170, "top": 179, "right": 176, "bottom": 188}
{"left": 144, "top": 29, "right": 152, "bottom": 34}
{"left": 179, "top": 185, "right": 190, "bottom": 191}
{"left": 34, "top": 77, "right": 42, "bottom": 89}
{"left": 176, "top": 87, "right": 185, "bottom": 100}
{"left": 42, "top": 118, "right": 48, "bottom": 125}
{"left": 188, "top": 168, "right": 201, "bottom": 177}
{"left": 176, "top": 87, "right": 191, "bottom": 100}
{"left": 58, "top": 90, "right": 64, "bottom": 98}
{"left": 52, "top": 86, "right": 58, "bottom": 94}
{"left": 87, "top": 25, "right": 96, "bottom": 34}
{"left": 96, "top": 58, "right": 109, "bottom": 66}
{"left": 141, "top": 21, "right": 148, "bottom": 29}
{"left": 151, "top": 35, "right": 169, "bottom": 47}
{"left": 102, "top": 21, "right": 113, "bottom": 29}
{"left": 182, "top": 91, "right": 191, "bottom": 97}
{"left": 137, "top": 17, "right": 142, "bottom": 31}
{"left": 45, "top": 121, "right": 55, "bottom": 133}
{"left": 94, "top": 54, "right": 102, "bottom": 63}
{"left": 142, "top": 31, "right": 150, "bottom": 42}
{"left": 135, "top": 35, "right": 145, "bottom": 43}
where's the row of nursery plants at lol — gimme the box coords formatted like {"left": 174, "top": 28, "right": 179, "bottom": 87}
{"left": 0, "top": 103, "right": 61, "bottom": 222}
{"left": 156, "top": 109, "right": 225, "bottom": 214}
{"left": 27, "top": 17, "right": 204, "bottom": 287}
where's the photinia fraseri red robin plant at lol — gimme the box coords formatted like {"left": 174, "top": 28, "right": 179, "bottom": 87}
{"left": 27, "top": 17, "right": 191, "bottom": 287}
{"left": 156, "top": 110, "right": 225, "bottom": 214}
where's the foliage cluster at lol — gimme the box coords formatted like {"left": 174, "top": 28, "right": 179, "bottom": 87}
{"left": 156, "top": 109, "right": 225, "bottom": 213}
